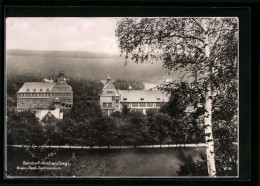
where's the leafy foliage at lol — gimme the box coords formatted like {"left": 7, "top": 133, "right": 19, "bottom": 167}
{"left": 116, "top": 18, "right": 238, "bottom": 176}
{"left": 177, "top": 152, "right": 208, "bottom": 176}
{"left": 7, "top": 109, "right": 45, "bottom": 145}
{"left": 113, "top": 79, "right": 145, "bottom": 90}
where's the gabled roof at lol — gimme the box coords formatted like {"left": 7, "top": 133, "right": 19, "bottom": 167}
{"left": 118, "top": 90, "right": 169, "bottom": 102}
{"left": 52, "top": 82, "right": 73, "bottom": 93}
{"left": 103, "top": 80, "right": 116, "bottom": 90}
{"left": 17, "top": 82, "right": 73, "bottom": 93}
{"left": 17, "top": 82, "right": 56, "bottom": 93}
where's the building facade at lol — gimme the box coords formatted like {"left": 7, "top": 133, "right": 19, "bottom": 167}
{"left": 17, "top": 74, "right": 73, "bottom": 110}
{"left": 99, "top": 75, "right": 169, "bottom": 115}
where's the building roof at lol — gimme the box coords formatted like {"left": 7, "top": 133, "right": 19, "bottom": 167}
{"left": 17, "top": 82, "right": 73, "bottom": 93}
{"left": 118, "top": 90, "right": 169, "bottom": 102}
{"left": 103, "top": 79, "right": 116, "bottom": 90}
{"left": 17, "top": 82, "right": 56, "bottom": 93}
{"left": 52, "top": 82, "right": 73, "bottom": 93}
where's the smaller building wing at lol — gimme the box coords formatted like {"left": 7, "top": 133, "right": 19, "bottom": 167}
{"left": 118, "top": 90, "right": 169, "bottom": 102}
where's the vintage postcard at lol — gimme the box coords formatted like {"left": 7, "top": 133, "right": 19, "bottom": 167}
{"left": 5, "top": 17, "right": 238, "bottom": 178}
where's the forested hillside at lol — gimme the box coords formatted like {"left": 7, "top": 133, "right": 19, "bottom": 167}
{"left": 6, "top": 49, "right": 176, "bottom": 83}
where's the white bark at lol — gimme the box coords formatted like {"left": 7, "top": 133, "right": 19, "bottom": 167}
{"left": 201, "top": 19, "right": 217, "bottom": 177}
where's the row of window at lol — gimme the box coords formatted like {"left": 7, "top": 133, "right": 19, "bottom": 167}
{"left": 18, "top": 93, "right": 72, "bottom": 97}
{"left": 20, "top": 100, "right": 72, "bottom": 106}
{"left": 55, "top": 88, "right": 67, "bottom": 91}
{"left": 123, "top": 97, "right": 161, "bottom": 101}
{"left": 18, "top": 93, "right": 50, "bottom": 97}
{"left": 20, "top": 100, "right": 50, "bottom": 105}
{"left": 26, "top": 88, "right": 69, "bottom": 92}
{"left": 124, "top": 102, "right": 162, "bottom": 107}
{"left": 102, "top": 102, "right": 162, "bottom": 108}
{"left": 58, "top": 98, "right": 73, "bottom": 102}
{"left": 52, "top": 93, "right": 72, "bottom": 97}
{"left": 27, "top": 89, "right": 49, "bottom": 92}
{"left": 103, "top": 102, "right": 113, "bottom": 108}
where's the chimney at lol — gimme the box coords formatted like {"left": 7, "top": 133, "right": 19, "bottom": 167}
{"left": 107, "top": 74, "right": 111, "bottom": 81}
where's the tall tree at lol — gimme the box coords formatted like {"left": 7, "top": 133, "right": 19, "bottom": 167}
{"left": 115, "top": 18, "right": 238, "bottom": 176}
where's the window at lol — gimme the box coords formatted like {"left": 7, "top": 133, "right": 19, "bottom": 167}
{"left": 40, "top": 89, "right": 42, "bottom": 92}
{"left": 27, "top": 89, "right": 30, "bottom": 92}
{"left": 147, "top": 103, "right": 153, "bottom": 107}
{"left": 46, "top": 100, "right": 49, "bottom": 104}
{"left": 157, "top": 98, "right": 161, "bottom": 101}
{"left": 33, "top": 100, "right": 36, "bottom": 104}
{"left": 106, "top": 91, "right": 114, "bottom": 94}
{"left": 123, "top": 103, "right": 130, "bottom": 107}
{"left": 46, "top": 89, "right": 49, "bottom": 92}
{"left": 123, "top": 98, "right": 127, "bottom": 101}
{"left": 140, "top": 98, "right": 144, "bottom": 100}
{"left": 156, "top": 103, "right": 162, "bottom": 107}
{"left": 140, "top": 102, "right": 146, "bottom": 107}
{"left": 20, "top": 100, "right": 23, "bottom": 104}
{"left": 116, "top": 100, "right": 119, "bottom": 103}
{"left": 33, "top": 89, "right": 36, "bottom": 92}
{"left": 40, "top": 101, "right": 43, "bottom": 105}
{"left": 132, "top": 103, "right": 138, "bottom": 107}
{"left": 103, "top": 102, "right": 112, "bottom": 108}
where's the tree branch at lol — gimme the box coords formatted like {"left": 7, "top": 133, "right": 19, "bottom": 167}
{"left": 166, "top": 34, "right": 204, "bottom": 43}
{"left": 192, "top": 18, "right": 206, "bottom": 33}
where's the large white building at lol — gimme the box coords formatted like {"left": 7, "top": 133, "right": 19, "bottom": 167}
{"left": 99, "top": 75, "right": 169, "bottom": 115}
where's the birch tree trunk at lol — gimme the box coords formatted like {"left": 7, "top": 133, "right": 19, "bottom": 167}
{"left": 201, "top": 19, "right": 217, "bottom": 177}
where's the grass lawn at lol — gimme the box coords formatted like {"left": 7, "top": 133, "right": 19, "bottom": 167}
{"left": 7, "top": 147, "right": 205, "bottom": 177}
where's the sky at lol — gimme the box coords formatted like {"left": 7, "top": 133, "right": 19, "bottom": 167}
{"left": 6, "top": 18, "right": 121, "bottom": 54}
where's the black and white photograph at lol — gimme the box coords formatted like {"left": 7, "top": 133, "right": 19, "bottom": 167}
{"left": 5, "top": 17, "right": 238, "bottom": 178}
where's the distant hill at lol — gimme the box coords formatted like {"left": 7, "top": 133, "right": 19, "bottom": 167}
{"left": 6, "top": 49, "right": 180, "bottom": 83}
{"left": 6, "top": 49, "right": 118, "bottom": 58}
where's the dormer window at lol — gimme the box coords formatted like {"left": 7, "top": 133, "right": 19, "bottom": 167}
{"left": 123, "top": 98, "right": 127, "bottom": 101}
{"left": 33, "top": 89, "right": 36, "bottom": 92}
{"left": 140, "top": 98, "right": 144, "bottom": 100}
{"left": 157, "top": 98, "right": 161, "bottom": 100}
{"left": 40, "top": 89, "right": 42, "bottom": 92}
{"left": 46, "top": 89, "right": 49, "bottom": 92}
{"left": 27, "top": 89, "right": 30, "bottom": 92}
{"left": 106, "top": 91, "right": 114, "bottom": 94}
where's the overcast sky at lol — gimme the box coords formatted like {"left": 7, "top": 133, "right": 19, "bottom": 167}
{"left": 6, "top": 18, "right": 121, "bottom": 54}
